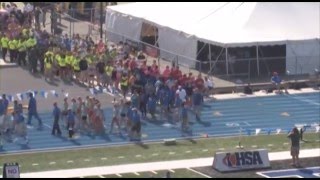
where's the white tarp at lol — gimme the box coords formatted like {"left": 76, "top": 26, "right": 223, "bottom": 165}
{"left": 106, "top": 2, "right": 320, "bottom": 73}
{"left": 286, "top": 39, "right": 320, "bottom": 74}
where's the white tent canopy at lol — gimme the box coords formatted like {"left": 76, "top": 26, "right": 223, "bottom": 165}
{"left": 106, "top": 2, "right": 320, "bottom": 74}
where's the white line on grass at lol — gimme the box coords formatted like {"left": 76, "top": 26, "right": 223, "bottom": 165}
{"left": 268, "top": 144, "right": 273, "bottom": 147}
{"left": 84, "top": 159, "right": 91, "bottom": 162}
{"left": 101, "top": 157, "right": 107, "bottom": 160}
{"left": 185, "top": 151, "right": 191, "bottom": 153}
{"left": 32, "top": 163, "right": 39, "bottom": 166}
{"left": 134, "top": 172, "right": 140, "bottom": 176}
{"left": 98, "top": 175, "right": 105, "bottom": 178}
{"left": 187, "top": 168, "right": 212, "bottom": 178}
{"left": 169, "top": 152, "right": 176, "bottom": 155}
{"left": 135, "top": 154, "right": 142, "bottom": 157}
{"left": 49, "top": 162, "right": 56, "bottom": 165}
{"left": 151, "top": 171, "right": 158, "bottom": 174}
{"left": 218, "top": 148, "right": 225, "bottom": 151}
{"left": 152, "top": 153, "right": 159, "bottom": 156}
{"left": 116, "top": 174, "right": 122, "bottom": 177}
{"left": 283, "top": 142, "right": 289, "bottom": 145}
{"left": 251, "top": 145, "right": 257, "bottom": 148}
{"left": 67, "top": 160, "right": 74, "bottom": 163}
{"left": 202, "top": 149, "right": 208, "bottom": 152}
{"left": 118, "top": 156, "right": 124, "bottom": 159}
{"left": 168, "top": 169, "right": 175, "bottom": 173}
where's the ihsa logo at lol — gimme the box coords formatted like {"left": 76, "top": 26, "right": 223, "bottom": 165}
{"left": 223, "top": 151, "right": 263, "bottom": 167}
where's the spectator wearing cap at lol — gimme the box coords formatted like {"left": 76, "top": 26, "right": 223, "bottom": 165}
{"left": 52, "top": 102, "right": 61, "bottom": 136}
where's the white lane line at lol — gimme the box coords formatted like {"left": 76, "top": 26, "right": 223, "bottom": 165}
{"left": 134, "top": 172, "right": 140, "bottom": 176}
{"left": 169, "top": 152, "right": 176, "bottom": 155}
{"left": 202, "top": 149, "right": 208, "bottom": 152}
{"left": 168, "top": 169, "right": 175, "bottom": 173}
{"left": 98, "top": 175, "right": 105, "bottom": 178}
{"left": 49, "top": 162, "right": 56, "bottom": 165}
{"left": 151, "top": 171, "right": 158, "bottom": 174}
{"left": 67, "top": 160, "right": 74, "bottom": 163}
{"left": 242, "top": 121, "right": 252, "bottom": 126}
{"left": 285, "top": 95, "right": 320, "bottom": 106}
{"left": 187, "top": 168, "right": 212, "bottom": 178}
{"left": 101, "top": 157, "right": 107, "bottom": 160}
{"left": 32, "top": 163, "right": 39, "bottom": 166}
{"left": 116, "top": 174, "right": 122, "bottom": 177}
{"left": 135, "top": 154, "right": 142, "bottom": 157}
{"left": 43, "top": 123, "right": 52, "bottom": 129}
{"left": 185, "top": 151, "right": 191, "bottom": 153}
{"left": 118, "top": 156, "right": 124, "bottom": 159}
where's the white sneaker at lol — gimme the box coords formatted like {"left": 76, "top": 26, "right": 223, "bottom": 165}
{"left": 27, "top": 125, "right": 34, "bottom": 129}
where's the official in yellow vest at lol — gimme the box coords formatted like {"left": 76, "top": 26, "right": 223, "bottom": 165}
{"left": 72, "top": 55, "right": 81, "bottom": 82}
{"left": 105, "top": 63, "right": 114, "bottom": 86}
{"left": 58, "top": 53, "right": 67, "bottom": 79}
{"left": 44, "top": 53, "right": 54, "bottom": 81}
{"left": 17, "top": 37, "right": 27, "bottom": 66}
{"left": 120, "top": 74, "right": 129, "bottom": 98}
{"left": 8, "top": 37, "right": 19, "bottom": 63}
{"left": 0, "top": 34, "right": 9, "bottom": 61}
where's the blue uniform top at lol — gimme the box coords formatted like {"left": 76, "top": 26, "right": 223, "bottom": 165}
{"left": 131, "top": 111, "right": 140, "bottom": 123}
{"left": 28, "top": 97, "right": 37, "bottom": 113}
{"left": 271, "top": 75, "right": 281, "bottom": 84}
{"left": 0, "top": 102, "right": 4, "bottom": 116}
{"left": 147, "top": 97, "right": 157, "bottom": 111}
{"left": 2, "top": 98, "right": 9, "bottom": 111}
{"left": 67, "top": 111, "right": 75, "bottom": 123}
{"left": 53, "top": 106, "right": 61, "bottom": 118}
{"left": 181, "top": 107, "right": 188, "bottom": 119}
{"left": 192, "top": 92, "right": 203, "bottom": 106}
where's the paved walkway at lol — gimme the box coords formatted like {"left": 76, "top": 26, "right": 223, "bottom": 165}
{"left": 14, "top": 148, "right": 320, "bottom": 178}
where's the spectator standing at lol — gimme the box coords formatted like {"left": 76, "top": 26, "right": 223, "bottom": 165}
{"left": 287, "top": 127, "right": 301, "bottom": 167}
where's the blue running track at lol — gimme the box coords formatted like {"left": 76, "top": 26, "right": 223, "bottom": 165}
{"left": 0, "top": 92, "right": 319, "bottom": 154}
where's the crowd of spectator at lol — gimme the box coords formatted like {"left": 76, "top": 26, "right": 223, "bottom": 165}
{"left": 0, "top": 2, "right": 216, "bottom": 144}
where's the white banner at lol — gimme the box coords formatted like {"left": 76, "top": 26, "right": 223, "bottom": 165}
{"left": 212, "top": 149, "right": 270, "bottom": 172}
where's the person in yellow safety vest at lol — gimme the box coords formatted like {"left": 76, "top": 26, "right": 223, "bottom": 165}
{"left": 44, "top": 53, "right": 54, "bottom": 81}
{"left": 58, "top": 53, "right": 67, "bottom": 79}
{"left": 22, "top": 28, "right": 29, "bottom": 39}
{"left": 17, "top": 36, "right": 27, "bottom": 66}
{"left": 72, "top": 55, "right": 81, "bottom": 82}
{"left": 120, "top": 73, "right": 129, "bottom": 98}
{"left": 105, "top": 62, "right": 114, "bottom": 87}
{"left": 0, "top": 33, "right": 9, "bottom": 61}
{"left": 8, "top": 37, "right": 19, "bottom": 63}
{"left": 26, "top": 36, "right": 37, "bottom": 49}
{"left": 65, "top": 52, "right": 74, "bottom": 80}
